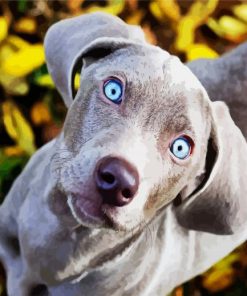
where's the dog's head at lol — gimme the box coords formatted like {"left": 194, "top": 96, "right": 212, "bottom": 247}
{"left": 44, "top": 13, "right": 247, "bottom": 235}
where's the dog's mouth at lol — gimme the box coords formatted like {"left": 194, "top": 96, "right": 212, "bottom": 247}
{"left": 67, "top": 194, "right": 125, "bottom": 230}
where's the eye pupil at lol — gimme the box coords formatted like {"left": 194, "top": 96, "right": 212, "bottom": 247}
{"left": 178, "top": 145, "right": 182, "bottom": 151}
{"left": 112, "top": 89, "right": 116, "bottom": 95}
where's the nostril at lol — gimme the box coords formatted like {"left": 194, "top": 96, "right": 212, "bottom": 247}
{"left": 122, "top": 188, "right": 132, "bottom": 199}
{"left": 100, "top": 172, "right": 115, "bottom": 184}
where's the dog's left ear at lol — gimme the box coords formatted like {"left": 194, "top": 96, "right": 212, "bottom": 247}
{"left": 175, "top": 101, "right": 247, "bottom": 234}
{"left": 44, "top": 12, "right": 146, "bottom": 107}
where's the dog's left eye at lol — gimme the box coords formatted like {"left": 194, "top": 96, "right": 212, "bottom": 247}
{"left": 103, "top": 78, "right": 123, "bottom": 104}
{"left": 170, "top": 136, "right": 192, "bottom": 160}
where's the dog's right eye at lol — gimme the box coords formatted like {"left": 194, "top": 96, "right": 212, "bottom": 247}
{"left": 170, "top": 136, "right": 193, "bottom": 160}
{"left": 103, "top": 78, "right": 123, "bottom": 104}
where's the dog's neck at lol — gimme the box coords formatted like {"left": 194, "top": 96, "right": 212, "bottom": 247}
{"left": 54, "top": 210, "right": 167, "bottom": 296}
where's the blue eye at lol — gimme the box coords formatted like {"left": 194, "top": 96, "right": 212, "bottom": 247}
{"left": 170, "top": 136, "right": 192, "bottom": 160}
{"left": 103, "top": 78, "right": 123, "bottom": 104}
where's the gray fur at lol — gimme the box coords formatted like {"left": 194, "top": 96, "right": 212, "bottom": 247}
{"left": 0, "top": 12, "right": 247, "bottom": 296}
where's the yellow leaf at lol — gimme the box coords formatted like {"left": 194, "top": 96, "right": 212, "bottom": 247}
{"left": 36, "top": 73, "right": 80, "bottom": 90}
{"left": 0, "top": 17, "right": 8, "bottom": 42}
{"left": 74, "top": 73, "right": 80, "bottom": 90}
{"left": 7, "top": 35, "right": 30, "bottom": 50}
{"left": 156, "top": 0, "right": 181, "bottom": 22}
{"left": 126, "top": 10, "right": 145, "bottom": 25}
{"left": 14, "top": 17, "right": 37, "bottom": 34}
{"left": 202, "top": 268, "right": 235, "bottom": 293}
{"left": 175, "top": 0, "right": 219, "bottom": 52}
{"left": 218, "top": 16, "right": 247, "bottom": 41}
{"left": 31, "top": 102, "right": 51, "bottom": 126}
{"left": 2, "top": 44, "right": 45, "bottom": 77}
{"left": 0, "top": 71, "right": 29, "bottom": 95}
{"left": 86, "top": 0, "right": 124, "bottom": 15}
{"left": 67, "top": 0, "right": 85, "bottom": 13}
{"left": 175, "top": 18, "right": 195, "bottom": 51}
{"left": 0, "top": 43, "right": 15, "bottom": 65}
{"left": 142, "top": 24, "right": 157, "bottom": 45}
{"left": 233, "top": 4, "right": 247, "bottom": 23}
{"left": 35, "top": 74, "right": 55, "bottom": 88}
{"left": 207, "top": 17, "right": 225, "bottom": 37}
{"left": 2, "top": 101, "right": 36, "bottom": 155}
{"left": 213, "top": 253, "right": 239, "bottom": 270}
{"left": 186, "top": 43, "right": 218, "bottom": 61}
{"left": 202, "top": 253, "right": 239, "bottom": 293}
{"left": 149, "top": 1, "right": 164, "bottom": 23}
{"left": 3, "top": 146, "right": 24, "bottom": 157}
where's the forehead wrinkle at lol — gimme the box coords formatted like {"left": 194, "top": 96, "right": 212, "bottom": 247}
{"left": 125, "top": 75, "right": 192, "bottom": 136}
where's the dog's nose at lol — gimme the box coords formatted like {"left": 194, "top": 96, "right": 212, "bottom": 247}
{"left": 95, "top": 157, "right": 139, "bottom": 207}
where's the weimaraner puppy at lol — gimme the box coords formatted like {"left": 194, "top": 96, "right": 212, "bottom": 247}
{"left": 0, "top": 12, "right": 247, "bottom": 296}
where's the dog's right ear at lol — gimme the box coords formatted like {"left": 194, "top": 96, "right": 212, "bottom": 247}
{"left": 44, "top": 12, "right": 146, "bottom": 107}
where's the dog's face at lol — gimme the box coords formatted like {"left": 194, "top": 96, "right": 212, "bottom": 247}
{"left": 45, "top": 13, "right": 247, "bottom": 236}
{"left": 50, "top": 44, "right": 211, "bottom": 231}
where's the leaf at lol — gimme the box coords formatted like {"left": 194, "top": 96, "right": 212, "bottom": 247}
{"left": 86, "top": 0, "right": 124, "bottom": 16}
{"left": 218, "top": 16, "right": 247, "bottom": 42}
{"left": 186, "top": 43, "right": 218, "bottom": 61}
{"left": 233, "top": 4, "right": 247, "bottom": 23}
{"left": 0, "top": 17, "right": 8, "bottom": 42}
{"left": 207, "top": 16, "right": 247, "bottom": 43}
{"left": 2, "top": 101, "right": 36, "bottom": 155}
{"left": 0, "top": 42, "right": 28, "bottom": 95}
{"left": 3, "top": 146, "right": 24, "bottom": 157}
{"left": 31, "top": 102, "right": 51, "bottom": 126}
{"left": 152, "top": 0, "right": 181, "bottom": 23}
{"left": 213, "top": 253, "right": 239, "bottom": 270}
{"left": 126, "top": 9, "right": 145, "bottom": 25}
{"left": 207, "top": 17, "right": 225, "bottom": 37}
{"left": 0, "top": 72, "right": 29, "bottom": 95}
{"left": 202, "top": 268, "right": 235, "bottom": 293}
{"left": 66, "top": 0, "right": 85, "bottom": 13}
{"left": 7, "top": 35, "right": 30, "bottom": 50}
{"left": 2, "top": 44, "right": 45, "bottom": 77}
{"left": 74, "top": 73, "right": 80, "bottom": 90}
{"left": 202, "top": 253, "right": 239, "bottom": 293}
{"left": 35, "top": 73, "right": 80, "bottom": 90}
{"left": 149, "top": 1, "right": 164, "bottom": 23}
{"left": 175, "top": 0, "right": 219, "bottom": 52}
{"left": 175, "top": 17, "right": 195, "bottom": 51}
{"left": 35, "top": 73, "right": 55, "bottom": 88}
{"left": 14, "top": 17, "right": 37, "bottom": 34}
{"left": 142, "top": 24, "right": 157, "bottom": 45}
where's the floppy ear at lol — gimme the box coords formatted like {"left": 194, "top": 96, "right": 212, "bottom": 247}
{"left": 44, "top": 12, "right": 146, "bottom": 107}
{"left": 175, "top": 101, "right": 247, "bottom": 234}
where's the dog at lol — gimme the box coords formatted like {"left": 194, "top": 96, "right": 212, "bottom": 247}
{"left": 0, "top": 12, "right": 247, "bottom": 296}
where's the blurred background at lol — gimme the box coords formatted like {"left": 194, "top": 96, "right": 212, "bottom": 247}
{"left": 0, "top": 0, "right": 247, "bottom": 295}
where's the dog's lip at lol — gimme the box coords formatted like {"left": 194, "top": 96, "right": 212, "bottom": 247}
{"left": 102, "top": 204, "right": 128, "bottom": 230}
{"left": 67, "top": 194, "right": 123, "bottom": 229}
{"left": 68, "top": 194, "right": 105, "bottom": 227}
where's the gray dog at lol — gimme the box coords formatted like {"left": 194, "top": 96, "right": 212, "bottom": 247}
{"left": 0, "top": 12, "right": 247, "bottom": 296}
